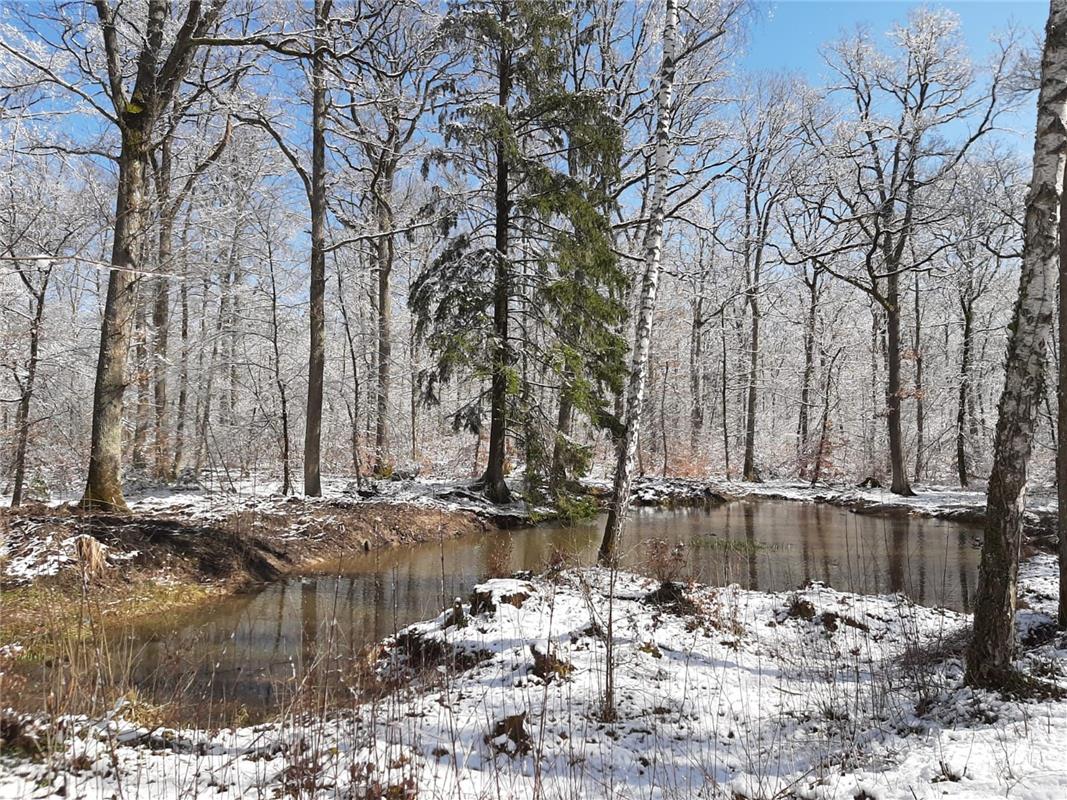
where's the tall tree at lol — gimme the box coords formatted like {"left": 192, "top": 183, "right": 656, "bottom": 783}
{"left": 150, "top": 110, "right": 233, "bottom": 479}
{"left": 967, "top": 0, "right": 1067, "bottom": 688}
{"left": 1, "top": 158, "right": 85, "bottom": 505}
{"left": 0, "top": 0, "right": 230, "bottom": 507}
{"left": 304, "top": 0, "right": 329, "bottom": 497}
{"left": 332, "top": 3, "right": 451, "bottom": 476}
{"left": 232, "top": 0, "right": 333, "bottom": 495}
{"left": 932, "top": 154, "right": 1020, "bottom": 487}
{"left": 79, "top": 0, "right": 226, "bottom": 509}
{"left": 726, "top": 76, "right": 804, "bottom": 482}
{"left": 599, "top": 0, "right": 679, "bottom": 562}
{"left": 411, "top": 0, "right": 621, "bottom": 504}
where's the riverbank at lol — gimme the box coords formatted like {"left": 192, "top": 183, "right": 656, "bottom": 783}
{"left": 621, "top": 477, "right": 1057, "bottom": 547}
{"left": 1, "top": 554, "right": 1062, "bottom": 800}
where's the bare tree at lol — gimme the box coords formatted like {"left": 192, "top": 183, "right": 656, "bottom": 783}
{"left": 722, "top": 76, "right": 805, "bottom": 482}
{"left": 808, "top": 9, "right": 1012, "bottom": 496}
{"left": 0, "top": 0, "right": 229, "bottom": 508}
{"left": 332, "top": 3, "right": 450, "bottom": 476}
{"left": 1, "top": 167, "right": 85, "bottom": 505}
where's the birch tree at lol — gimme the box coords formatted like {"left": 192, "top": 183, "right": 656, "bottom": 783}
{"left": 967, "top": 0, "right": 1067, "bottom": 688}
{"left": 598, "top": 0, "right": 679, "bottom": 562}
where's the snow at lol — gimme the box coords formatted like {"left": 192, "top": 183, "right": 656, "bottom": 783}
{"left": 0, "top": 526, "right": 136, "bottom": 583}
{"left": 2, "top": 557, "right": 1063, "bottom": 800}
{"left": 1, "top": 475, "right": 537, "bottom": 585}
{"left": 118, "top": 474, "right": 541, "bottom": 523}
{"left": 713, "top": 478, "right": 1056, "bottom": 519}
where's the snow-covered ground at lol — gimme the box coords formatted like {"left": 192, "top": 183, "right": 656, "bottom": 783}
{"left": 124, "top": 474, "right": 538, "bottom": 521}
{"left": 2, "top": 557, "right": 1063, "bottom": 800}
{"left": 11, "top": 471, "right": 1055, "bottom": 522}
{"left": 636, "top": 476, "right": 1055, "bottom": 520}
{"left": 715, "top": 478, "right": 1054, "bottom": 515}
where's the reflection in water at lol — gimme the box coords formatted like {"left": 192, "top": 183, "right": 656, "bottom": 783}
{"left": 117, "top": 500, "right": 979, "bottom": 715}
{"left": 959, "top": 530, "right": 972, "bottom": 613}
{"left": 743, "top": 503, "right": 757, "bottom": 589}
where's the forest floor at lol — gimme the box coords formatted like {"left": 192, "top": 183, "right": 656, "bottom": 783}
{"left": 0, "top": 552, "right": 1062, "bottom": 799}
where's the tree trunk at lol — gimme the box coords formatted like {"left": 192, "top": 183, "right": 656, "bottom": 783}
{"left": 373, "top": 162, "right": 396, "bottom": 475}
{"left": 194, "top": 264, "right": 231, "bottom": 476}
{"left": 599, "top": 0, "right": 678, "bottom": 562}
{"left": 689, "top": 295, "right": 704, "bottom": 451}
{"left": 131, "top": 299, "right": 151, "bottom": 470}
{"left": 885, "top": 271, "right": 913, "bottom": 495}
{"left": 336, "top": 257, "right": 364, "bottom": 485}
{"left": 226, "top": 263, "right": 241, "bottom": 427}
{"left": 660, "top": 361, "right": 669, "bottom": 476}
{"left": 152, "top": 142, "right": 175, "bottom": 481}
{"left": 1059, "top": 152, "right": 1067, "bottom": 628}
{"left": 303, "top": 0, "right": 328, "bottom": 497}
{"left": 741, "top": 195, "right": 761, "bottom": 482}
{"left": 742, "top": 307, "right": 760, "bottom": 480}
{"left": 865, "top": 302, "right": 883, "bottom": 481}
{"left": 797, "top": 271, "right": 818, "bottom": 476}
{"left": 957, "top": 301, "right": 974, "bottom": 487}
{"left": 172, "top": 228, "right": 191, "bottom": 476}
{"left": 267, "top": 242, "right": 292, "bottom": 495}
{"left": 409, "top": 295, "right": 418, "bottom": 464}
{"left": 10, "top": 278, "right": 49, "bottom": 507}
{"left": 550, "top": 385, "right": 573, "bottom": 495}
{"left": 967, "top": 0, "right": 1067, "bottom": 687}
{"left": 483, "top": 8, "right": 513, "bottom": 505}
{"left": 152, "top": 261, "right": 171, "bottom": 478}
{"left": 720, "top": 312, "right": 730, "bottom": 477}
{"left": 913, "top": 273, "right": 924, "bottom": 484}
{"left": 82, "top": 129, "right": 149, "bottom": 510}
{"left": 811, "top": 349, "right": 840, "bottom": 487}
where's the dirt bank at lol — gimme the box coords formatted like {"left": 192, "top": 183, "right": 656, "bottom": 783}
{"left": 2, "top": 496, "right": 495, "bottom": 589}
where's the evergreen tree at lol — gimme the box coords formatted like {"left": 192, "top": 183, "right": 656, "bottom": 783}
{"left": 410, "top": 0, "right": 625, "bottom": 505}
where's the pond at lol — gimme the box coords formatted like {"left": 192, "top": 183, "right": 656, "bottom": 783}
{"left": 46, "top": 500, "right": 984, "bottom": 719}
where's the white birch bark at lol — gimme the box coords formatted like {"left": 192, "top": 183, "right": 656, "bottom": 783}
{"left": 966, "top": 0, "right": 1067, "bottom": 686}
{"left": 599, "top": 0, "right": 678, "bottom": 562}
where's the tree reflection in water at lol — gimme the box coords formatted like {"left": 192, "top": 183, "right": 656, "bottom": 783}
{"left": 116, "top": 500, "right": 980, "bottom": 717}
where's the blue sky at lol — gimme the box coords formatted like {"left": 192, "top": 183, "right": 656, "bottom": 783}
{"left": 745, "top": 0, "right": 1044, "bottom": 77}
{"left": 742, "top": 1, "right": 1045, "bottom": 146}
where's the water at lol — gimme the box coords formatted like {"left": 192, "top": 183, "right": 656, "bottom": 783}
{"left": 114, "top": 500, "right": 981, "bottom": 715}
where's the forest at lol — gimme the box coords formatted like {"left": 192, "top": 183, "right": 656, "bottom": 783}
{"left": 0, "top": 1, "right": 1065, "bottom": 799}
